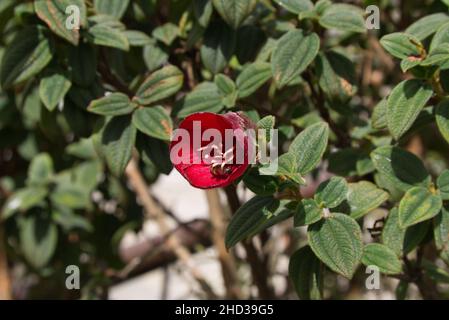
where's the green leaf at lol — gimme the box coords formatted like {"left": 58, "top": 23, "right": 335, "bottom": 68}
{"left": 88, "top": 24, "right": 129, "bottom": 51}
{"left": 177, "top": 82, "right": 223, "bottom": 118}
{"left": 433, "top": 205, "right": 449, "bottom": 263}
{"left": 94, "top": 0, "right": 130, "bottom": 19}
{"left": 257, "top": 115, "right": 275, "bottom": 143}
{"left": 399, "top": 187, "right": 442, "bottom": 228}
{"left": 437, "top": 170, "right": 449, "bottom": 200}
{"left": 380, "top": 33, "right": 422, "bottom": 60}
{"left": 201, "top": 21, "right": 236, "bottom": 74}
{"left": 50, "top": 184, "right": 89, "bottom": 209}
{"left": 294, "top": 198, "right": 322, "bottom": 226}
{"left": 371, "top": 98, "right": 388, "bottom": 130}
{"left": 371, "top": 146, "right": 431, "bottom": 192}
{"left": 152, "top": 23, "right": 179, "bottom": 46}
{"left": 308, "top": 213, "right": 363, "bottom": 279}
{"left": 132, "top": 106, "right": 172, "bottom": 141}
{"left": 87, "top": 93, "right": 135, "bottom": 116}
{"left": 346, "top": 181, "right": 389, "bottom": 219}
{"left": 429, "top": 22, "right": 449, "bottom": 69}
{"left": 382, "top": 208, "right": 405, "bottom": 257}
{"left": 421, "top": 44, "right": 449, "bottom": 67}
{"left": 1, "top": 26, "right": 53, "bottom": 89}
{"left": 271, "top": 29, "right": 320, "bottom": 88}
{"left": 436, "top": 100, "right": 449, "bottom": 145}
{"left": 136, "top": 135, "right": 173, "bottom": 175}
{"left": 387, "top": 79, "right": 433, "bottom": 140}
{"left": 315, "top": 177, "right": 347, "bottom": 209}
{"left": 288, "top": 122, "right": 329, "bottom": 175}
{"left": 1, "top": 187, "right": 48, "bottom": 220}
{"left": 135, "top": 65, "right": 184, "bottom": 106}
{"left": 262, "top": 153, "right": 306, "bottom": 184}
{"left": 52, "top": 207, "right": 93, "bottom": 232}
{"left": 405, "top": 13, "right": 449, "bottom": 41}
{"left": 422, "top": 259, "right": 449, "bottom": 284}
{"left": 20, "top": 215, "right": 58, "bottom": 269}
{"left": 143, "top": 43, "right": 168, "bottom": 72}
{"left": 27, "top": 153, "right": 53, "bottom": 186}
{"left": 123, "top": 30, "right": 153, "bottom": 46}
{"left": 193, "top": 0, "right": 213, "bottom": 28}
{"left": 361, "top": 243, "right": 402, "bottom": 275}
{"left": 243, "top": 168, "right": 278, "bottom": 196}
{"left": 225, "top": 196, "right": 285, "bottom": 248}
{"left": 289, "top": 246, "right": 322, "bottom": 300}
{"left": 319, "top": 4, "right": 366, "bottom": 34}
{"left": 236, "top": 62, "right": 272, "bottom": 98}
{"left": 214, "top": 74, "right": 237, "bottom": 107}
{"left": 212, "top": 0, "right": 257, "bottom": 29}
{"left": 100, "top": 116, "right": 136, "bottom": 176}
{"left": 35, "top": 0, "right": 87, "bottom": 45}
{"left": 39, "top": 69, "right": 71, "bottom": 111}
{"left": 316, "top": 51, "right": 356, "bottom": 103}
{"left": 273, "top": 0, "right": 313, "bottom": 14}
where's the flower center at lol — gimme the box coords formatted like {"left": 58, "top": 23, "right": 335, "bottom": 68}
{"left": 198, "top": 143, "right": 234, "bottom": 177}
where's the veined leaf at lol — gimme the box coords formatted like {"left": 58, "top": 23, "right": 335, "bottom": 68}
{"left": 132, "top": 106, "right": 172, "bottom": 141}
{"left": 289, "top": 246, "right": 322, "bottom": 300}
{"left": 225, "top": 196, "right": 282, "bottom": 248}
{"left": 315, "top": 177, "right": 347, "bottom": 209}
{"left": 99, "top": 116, "right": 136, "bottom": 176}
{"left": 437, "top": 170, "right": 449, "bottom": 200}
{"left": 274, "top": 0, "right": 313, "bottom": 14}
{"left": 212, "top": 0, "right": 257, "bottom": 29}
{"left": 346, "top": 181, "right": 389, "bottom": 219}
{"left": 1, "top": 26, "right": 53, "bottom": 88}
{"left": 294, "top": 198, "right": 322, "bottom": 226}
{"left": 319, "top": 4, "right": 366, "bottom": 34}
{"left": 39, "top": 69, "right": 71, "bottom": 111}
{"left": 27, "top": 153, "right": 53, "bottom": 186}
{"left": 399, "top": 187, "right": 442, "bottom": 228}
{"left": 371, "top": 146, "right": 431, "bottom": 192}
{"left": 405, "top": 13, "right": 449, "bottom": 40}
{"left": 35, "top": 0, "right": 87, "bottom": 45}
{"left": 386, "top": 79, "right": 433, "bottom": 140}
{"left": 361, "top": 243, "right": 402, "bottom": 275}
{"left": 271, "top": 29, "right": 319, "bottom": 88}
{"left": 88, "top": 93, "right": 135, "bottom": 116}
{"left": 380, "top": 33, "right": 422, "bottom": 60}
{"left": 94, "top": 0, "right": 130, "bottom": 19}
{"left": 288, "top": 122, "right": 329, "bottom": 175}
{"left": 135, "top": 65, "right": 183, "bottom": 106}
{"left": 308, "top": 213, "right": 363, "bottom": 279}
{"left": 236, "top": 62, "right": 272, "bottom": 98}
{"left": 88, "top": 24, "right": 129, "bottom": 51}
{"left": 177, "top": 82, "right": 223, "bottom": 118}
{"left": 436, "top": 100, "right": 449, "bottom": 145}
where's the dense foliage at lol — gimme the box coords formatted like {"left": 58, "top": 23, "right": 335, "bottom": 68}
{"left": 1, "top": 0, "right": 449, "bottom": 299}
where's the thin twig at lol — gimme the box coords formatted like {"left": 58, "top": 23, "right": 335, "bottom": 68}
{"left": 223, "top": 185, "right": 275, "bottom": 299}
{"left": 205, "top": 189, "right": 243, "bottom": 299}
{"left": 125, "top": 158, "right": 218, "bottom": 298}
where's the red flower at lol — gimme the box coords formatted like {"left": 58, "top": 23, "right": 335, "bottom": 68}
{"left": 170, "top": 112, "right": 255, "bottom": 189}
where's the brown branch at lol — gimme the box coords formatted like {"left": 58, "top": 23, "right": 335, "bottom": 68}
{"left": 205, "top": 189, "right": 243, "bottom": 299}
{"left": 0, "top": 224, "right": 11, "bottom": 300}
{"left": 223, "top": 185, "right": 275, "bottom": 299}
{"left": 125, "top": 158, "right": 218, "bottom": 298}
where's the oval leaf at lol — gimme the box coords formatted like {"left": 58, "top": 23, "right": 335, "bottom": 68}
{"left": 288, "top": 246, "right": 322, "bottom": 300}
{"left": 399, "top": 187, "right": 442, "bottom": 228}
{"left": 212, "top": 0, "right": 257, "bottom": 29}
{"left": 308, "top": 213, "right": 363, "bottom": 279}
{"left": 387, "top": 79, "right": 433, "bottom": 140}
{"left": 361, "top": 243, "right": 402, "bottom": 275}
{"left": 271, "top": 29, "right": 320, "bottom": 88}
{"left": 88, "top": 93, "right": 134, "bottom": 116}
{"left": 132, "top": 106, "right": 173, "bottom": 141}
